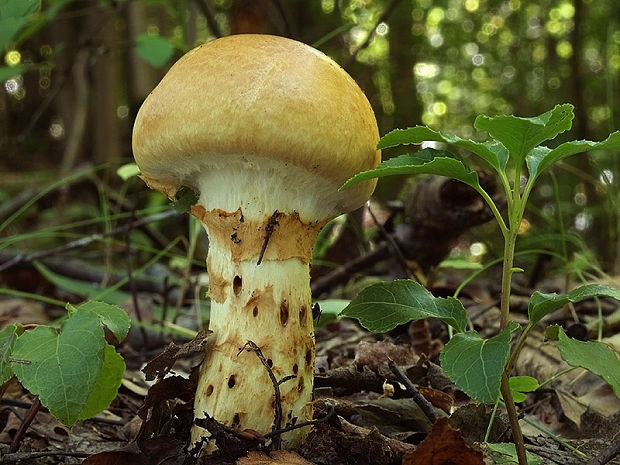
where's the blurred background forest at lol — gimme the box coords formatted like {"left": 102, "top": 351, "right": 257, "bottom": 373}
{"left": 1, "top": 0, "right": 619, "bottom": 303}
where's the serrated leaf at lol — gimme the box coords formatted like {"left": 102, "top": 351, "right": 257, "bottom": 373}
{"left": 0, "top": 324, "right": 20, "bottom": 384}
{"left": 340, "top": 279, "right": 468, "bottom": 333}
{"left": 557, "top": 328, "right": 620, "bottom": 398}
{"left": 485, "top": 443, "right": 541, "bottom": 465}
{"left": 341, "top": 148, "right": 481, "bottom": 194}
{"left": 116, "top": 163, "right": 140, "bottom": 180}
{"left": 527, "top": 131, "right": 620, "bottom": 179}
{"left": 78, "top": 343, "right": 125, "bottom": 420}
{"left": 377, "top": 126, "right": 507, "bottom": 172}
{"left": 528, "top": 284, "right": 620, "bottom": 327}
{"left": 440, "top": 321, "right": 521, "bottom": 403}
{"left": 474, "top": 104, "right": 574, "bottom": 170}
{"left": 507, "top": 376, "right": 539, "bottom": 403}
{"left": 76, "top": 301, "right": 131, "bottom": 343}
{"left": 11, "top": 310, "right": 105, "bottom": 425}
{"left": 135, "top": 33, "right": 174, "bottom": 68}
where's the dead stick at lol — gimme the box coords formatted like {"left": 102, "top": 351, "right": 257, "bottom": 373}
{"left": 9, "top": 396, "right": 42, "bottom": 453}
{"left": 387, "top": 359, "right": 438, "bottom": 424}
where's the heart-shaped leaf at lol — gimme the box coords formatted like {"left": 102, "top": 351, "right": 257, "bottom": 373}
{"left": 340, "top": 279, "right": 468, "bottom": 333}
{"left": 557, "top": 328, "right": 620, "bottom": 399}
{"left": 341, "top": 148, "right": 481, "bottom": 194}
{"left": 78, "top": 343, "right": 125, "bottom": 420}
{"left": 528, "top": 284, "right": 620, "bottom": 327}
{"left": 0, "top": 323, "right": 21, "bottom": 384}
{"left": 11, "top": 310, "right": 105, "bottom": 425}
{"left": 440, "top": 321, "right": 521, "bottom": 403}
{"left": 474, "top": 104, "right": 574, "bottom": 171}
{"left": 526, "top": 131, "right": 620, "bottom": 179}
{"left": 377, "top": 126, "right": 507, "bottom": 172}
{"left": 74, "top": 301, "right": 131, "bottom": 343}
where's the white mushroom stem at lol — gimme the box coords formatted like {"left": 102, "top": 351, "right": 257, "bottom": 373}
{"left": 190, "top": 205, "right": 322, "bottom": 448}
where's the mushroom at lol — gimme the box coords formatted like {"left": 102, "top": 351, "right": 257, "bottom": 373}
{"left": 132, "top": 34, "right": 380, "bottom": 449}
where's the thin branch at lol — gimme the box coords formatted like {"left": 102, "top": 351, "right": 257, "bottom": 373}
{"left": 366, "top": 203, "right": 413, "bottom": 278}
{"left": 0, "top": 450, "right": 90, "bottom": 464}
{"left": 257, "top": 210, "right": 282, "bottom": 265}
{"left": 263, "top": 404, "right": 335, "bottom": 438}
{"left": 387, "top": 359, "right": 438, "bottom": 424}
{"left": 0, "top": 210, "right": 179, "bottom": 273}
{"left": 9, "top": 396, "right": 41, "bottom": 453}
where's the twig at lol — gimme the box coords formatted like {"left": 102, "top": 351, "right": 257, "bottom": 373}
{"left": 588, "top": 439, "right": 620, "bottom": 465}
{"left": 192, "top": 0, "right": 222, "bottom": 37}
{"left": 257, "top": 210, "right": 282, "bottom": 265}
{"left": 366, "top": 203, "right": 413, "bottom": 278}
{"left": 344, "top": 0, "right": 403, "bottom": 69}
{"left": 9, "top": 396, "right": 41, "bottom": 453}
{"left": 387, "top": 358, "right": 438, "bottom": 424}
{"left": 0, "top": 398, "right": 125, "bottom": 425}
{"left": 310, "top": 244, "right": 391, "bottom": 297}
{"left": 0, "top": 450, "right": 90, "bottom": 463}
{"left": 238, "top": 340, "right": 293, "bottom": 449}
{"left": 263, "top": 404, "right": 335, "bottom": 438}
{"left": 0, "top": 210, "right": 179, "bottom": 273}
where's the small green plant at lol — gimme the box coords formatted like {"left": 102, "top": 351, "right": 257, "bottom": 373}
{"left": 340, "top": 104, "right": 620, "bottom": 465}
{"left": 0, "top": 300, "right": 130, "bottom": 426}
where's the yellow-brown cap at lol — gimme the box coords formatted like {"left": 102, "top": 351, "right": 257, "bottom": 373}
{"left": 132, "top": 34, "right": 380, "bottom": 221}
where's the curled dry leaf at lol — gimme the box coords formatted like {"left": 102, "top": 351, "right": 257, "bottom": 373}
{"left": 402, "top": 418, "right": 484, "bottom": 465}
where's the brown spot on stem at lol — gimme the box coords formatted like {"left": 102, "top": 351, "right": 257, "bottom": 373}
{"left": 299, "top": 305, "right": 307, "bottom": 327}
{"left": 292, "top": 364, "right": 298, "bottom": 375}
{"left": 280, "top": 301, "right": 289, "bottom": 326}
{"left": 232, "top": 413, "right": 241, "bottom": 427}
{"left": 233, "top": 275, "right": 242, "bottom": 296}
{"left": 253, "top": 306, "right": 259, "bottom": 317}
{"left": 228, "top": 375, "right": 236, "bottom": 388}
{"left": 206, "top": 385, "right": 214, "bottom": 396}
{"left": 297, "top": 376, "right": 304, "bottom": 392}
{"left": 305, "top": 349, "right": 312, "bottom": 366}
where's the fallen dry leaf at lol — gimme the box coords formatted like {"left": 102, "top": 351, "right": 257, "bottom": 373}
{"left": 402, "top": 417, "right": 484, "bottom": 465}
{"left": 236, "top": 450, "right": 314, "bottom": 465}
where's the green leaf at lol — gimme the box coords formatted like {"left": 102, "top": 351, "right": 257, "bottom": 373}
{"left": 77, "top": 343, "right": 125, "bottom": 420}
{"left": 341, "top": 149, "right": 481, "bottom": 194}
{"left": 116, "top": 163, "right": 141, "bottom": 180}
{"left": 377, "top": 126, "right": 507, "bottom": 172}
{"left": 440, "top": 321, "right": 521, "bottom": 403}
{"left": 507, "top": 375, "right": 539, "bottom": 403}
{"left": 173, "top": 186, "right": 199, "bottom": 213}
{"left": 557, "top": 328, "right": 620, "bottom": 398}
{"left": 527, "top": 131, "right": 620, "bottom": 179}
{"left": 0, "top": 0, "right": 41, "bottom": 18}
{"left": 485, "top": 443, "right": 541, "bottom": 465}
{"left": 474, "top": 104, "right": 574, "bottom": 170}
{"left": 0, "top": 64, "right": 31, "bottom": 82}
{"left": 75, "top": 301, "right": 131, "bottom": 343}
{"left": 0, "top": 324, "right": 21, "bottom": 384}
{"left": 340, "top": 279, "right": 468, "bottom": 333}
{"left": 528, "top": 284, "right": 620, "bottom": 327}
{"left": 315, "top": 299, "right": 349, "bottom": 326}
{"left": 11, "top": 310, "right": 105, "bottom": 425}
{"left": 135, "top": 34, "right": 174, "bottom": 68}
{"left": 438, "top": 258, "right": 483, "bottom": 270}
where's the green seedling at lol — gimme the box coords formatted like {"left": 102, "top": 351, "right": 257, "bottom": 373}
{"left": 340, "top": 104, "right": 620, "bottom": 465}
{"left": 0, "top": 300, "right": 130, "bottom": 426}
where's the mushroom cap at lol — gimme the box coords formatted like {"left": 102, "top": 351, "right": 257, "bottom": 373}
{"left": 132, "top": 34, "right": 380, "bottom": 221}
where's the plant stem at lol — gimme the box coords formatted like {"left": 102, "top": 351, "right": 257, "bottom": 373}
{"left": 499, "top": 229, "right": 518, "bottom": 329}
{"left": 500, "top": 375, "right": 528, "bottom": 465}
